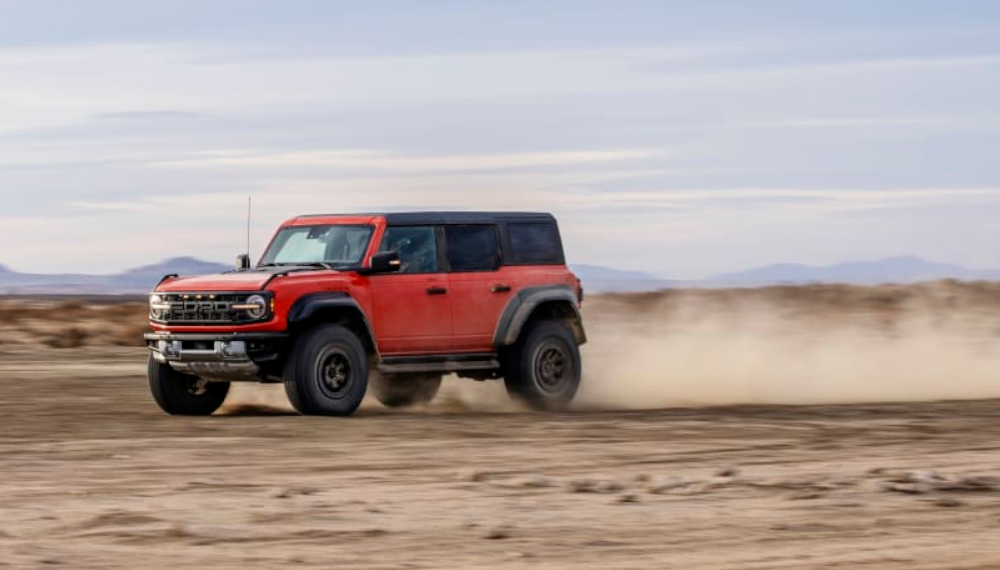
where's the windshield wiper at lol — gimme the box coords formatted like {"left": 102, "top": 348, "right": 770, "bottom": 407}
{"left": 257, "top": 262, "right": 335, "bottom": 270}
{"left": 297, "top": 262, "right": 336, "bottom": 270}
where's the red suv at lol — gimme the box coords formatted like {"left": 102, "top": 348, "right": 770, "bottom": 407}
{"left": 145, "top": 212, "right": 586, "bottom": 416}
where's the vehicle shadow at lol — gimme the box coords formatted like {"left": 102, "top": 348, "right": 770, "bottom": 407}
{"left": 218, "top": 404, "right": 298, "bottom": 416}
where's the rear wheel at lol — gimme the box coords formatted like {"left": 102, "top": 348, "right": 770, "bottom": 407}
{"left": 503, "top": 320, "right": 581, "bottom": 411}
{"left": 371, "top": 372, "right": 442, "bottom": 408}
{"left": 283, "top": 324, "right": 368, "bottom": 416}
{"left": 147, "top": 356, "right": 229, "bottom": 416}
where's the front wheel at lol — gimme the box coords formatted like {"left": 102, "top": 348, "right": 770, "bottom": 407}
{"left": 283, "top": 324, "right": 368, "bottom": 416}
{"left": 502, "top": 320, "right": 581, "bottom": 411}
{"left": 371, "top": 372, "right": 442, "bottom": 408}
{"left": 147, "top": 357, "right": 229, "bottom": 415}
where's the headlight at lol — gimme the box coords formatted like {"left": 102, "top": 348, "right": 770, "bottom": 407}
{"left": 149, "top": 294, "right": 165, "bottom": 320}
{"left": 241, "top": 294, "right": 268, "bottom": 319}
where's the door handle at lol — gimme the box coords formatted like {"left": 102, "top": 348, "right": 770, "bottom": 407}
{"left": 426, "top": 287, "right": 448, "bottom": 295}
{"left": 491, "top": 284, "right": 512, "bottom": 293}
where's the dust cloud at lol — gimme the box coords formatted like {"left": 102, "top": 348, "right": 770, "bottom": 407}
{"left": 218, "top": 281, "right": 1000, "bottom": 412}
{"left": 7, "top": 283, "right": 998, "bottom": 413}
{"left": 219, "top": 383, "right": 294, "bottom": 415}
{"left": 220, "top": 370, "right": 523, "bottom": 414}
{"left": 577, "top": 282, "right": 1000, "bottom": 409}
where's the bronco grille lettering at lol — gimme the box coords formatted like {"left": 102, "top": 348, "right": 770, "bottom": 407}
{"left": 154, "top": 293, "right": 264, "bottom": 324}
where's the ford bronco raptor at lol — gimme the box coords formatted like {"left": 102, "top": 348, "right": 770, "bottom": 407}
{"left": 145, "top": 212, "right": 586, "bottom": 416}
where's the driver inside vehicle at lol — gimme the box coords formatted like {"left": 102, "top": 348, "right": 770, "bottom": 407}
{"left": 379, "top": 227, "right": 437, "bottom": 273}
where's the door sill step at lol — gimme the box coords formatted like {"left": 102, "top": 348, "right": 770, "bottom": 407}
{"left": 378, "top": 353, "right": 500, "bottom": 374}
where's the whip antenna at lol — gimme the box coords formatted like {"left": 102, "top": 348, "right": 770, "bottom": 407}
{"left": 246, "top": 195, "right": 252, "bottom": 261}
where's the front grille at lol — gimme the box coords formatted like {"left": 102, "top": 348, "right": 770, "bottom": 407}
{"left": 152, "top": 292, "right": 264, "bottom": 325}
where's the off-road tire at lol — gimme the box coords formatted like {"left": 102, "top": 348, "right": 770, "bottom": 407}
{"left": 370, "top": 372, "right": 442, "bottom": 408}
{"left": 502, "top": 320, "right": 581, "bottom": 411}
{"left": 283, "top": 324, "right": 368, "bottom": 416}
{"left": 147, "top": 356, "right": 229, "bottom": 416}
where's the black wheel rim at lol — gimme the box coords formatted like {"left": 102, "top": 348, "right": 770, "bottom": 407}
{"left": 186, "top": 378, "right": 209, "bottom": 397}
{"left": 534, "top": 340, "right": 570, "bottom": 393}
{"left": 317, "top": 348, "right": 353, "bottom": 399}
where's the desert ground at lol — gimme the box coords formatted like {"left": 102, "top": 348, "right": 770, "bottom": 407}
{"left": 3, "top": 283, "right": 1000, "bottom": 568}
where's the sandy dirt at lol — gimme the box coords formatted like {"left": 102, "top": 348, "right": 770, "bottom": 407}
{"left": 3, "top": 286, "right": 1000, "bottom": 568}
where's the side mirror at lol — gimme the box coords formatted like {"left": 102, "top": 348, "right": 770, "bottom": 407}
{"left": 362, "top": 251, "right": 402, "bottom": 275}
{"left": 236, "top": 254, "right": 251, "bottom": 271}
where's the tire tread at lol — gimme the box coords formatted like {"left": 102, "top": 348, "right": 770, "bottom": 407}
{"left": 502, "top": 319, "right": 581, "bottom": 411}
{"left": 147, "top": 357, "right": 229, "bottom": 416}
{"left": 283, "top": 324, "right": 368, "bottom": 416}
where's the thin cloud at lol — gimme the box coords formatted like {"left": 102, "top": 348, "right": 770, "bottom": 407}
{"left": 2, "top": 5, "right": 999, "bottom": 274}
{"left": 153, "top": 148, "right": 667, "bottom": 173}
{"left": 95, "top": 110, "right": 204, "bottom": 121}
{"left": 563, "top": 188, "right": 1000, "bottom": 212}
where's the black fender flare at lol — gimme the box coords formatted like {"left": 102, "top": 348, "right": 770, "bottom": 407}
{"left": 287, "top": 292, "right": 377, "bottom": 350}
{"left": 492, "top": 285, "right": 586, "bottom": 347}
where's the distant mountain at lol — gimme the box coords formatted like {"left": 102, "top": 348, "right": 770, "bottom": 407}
{"left": 572, "top": 264, "right": 674, "bottom": 293}
{"left": 713, "top": 255, "right": 982, "bottom": 285}
{"left": 117, "top": 257, "right": 231, "bottom": 287}
{"left": 0, "top": 257, "right": 230, "bottom": 295}
{"left": 0, "top": 255, "right": 996, "bottom": 295}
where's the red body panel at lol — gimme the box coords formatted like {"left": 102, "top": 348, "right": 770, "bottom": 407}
{"left": 157, "top": 272, "right": 274, "bottom": 292}
{"left": 449, "top": 265, "right": 578, "bottom": 351}
{"left": 447, "top": 267, "right": 512, "bottom": 351}
{"left": 368, "top": 272, "right": 452, "bottom": 354}
{"left": 151, "top": 214, "right": 582, "bottom": 356}
{"left": 150, "top": 270, "right": 374, "bottom": 335}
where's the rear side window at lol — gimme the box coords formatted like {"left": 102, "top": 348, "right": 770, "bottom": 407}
{"left": 446, "top": 225, "right": 500, "bottom": 272}
{"left": 505, "top": 222, "right": 564, "bottom": 265}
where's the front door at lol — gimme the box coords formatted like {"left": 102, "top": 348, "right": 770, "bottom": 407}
{"left": 368, "top": 225, "right": 452, "bottom": 355}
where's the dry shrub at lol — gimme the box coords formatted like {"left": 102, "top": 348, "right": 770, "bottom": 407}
{"left": 102, "top": 302, "right": 148, "bottom": 322}
{"left": 55, "top": 299, "right": 86, "bottom": 312}
{"left": 110, "top": 319, "right": 151, "bottom": 347}
{"left": 43, "top": 327, "right": 90, "bottom": 349}
{"left": 0, "top": 302, "right": 28, "bottom": 326}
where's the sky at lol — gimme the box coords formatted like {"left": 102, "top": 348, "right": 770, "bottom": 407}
{"left": 1, "top": 0, "right": 999, "bottom": 278}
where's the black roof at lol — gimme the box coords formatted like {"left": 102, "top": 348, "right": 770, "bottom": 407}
{"left": 297, "top": 211, "right": 555, "bottom": 225}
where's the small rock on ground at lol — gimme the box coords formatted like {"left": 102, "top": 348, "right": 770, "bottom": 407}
{"left": 458, "top": 469, "right": 489, "bottom": 483}
{"left": 615, "top": 493, "right": 641, "bottom": 504}
{"left": 508, "top": 474, "right": 554, "bottom": 489}
{"left": 646, "top": 476, "right": 692, "bottom": 494}
{"left": 876, "top": 482, "right": 933, "bottom": 495}
{"left": 932, "top": 497, "right": 965, "bottom": 508}
{"left": 785, "top": 489, "right": 825, "bottom": 501}
{"left": 484, "top": 525, "right": 513, "bottom": 540}
{"left": 566, "top": 478, "right": 598, "bottom": 493}
{"left": 272, "top": 486, "right": 320, "bottom": 499}
{"left": 715, "top": 467, "right": 740, "bottom": 478}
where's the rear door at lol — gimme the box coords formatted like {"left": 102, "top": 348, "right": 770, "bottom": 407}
{"left": 367, "top": 225, "right": 452, "bottom": 355}
{"left": 445, "top": 224, "right": 512, "bottom": 351}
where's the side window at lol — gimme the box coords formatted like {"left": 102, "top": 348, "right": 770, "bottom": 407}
{"left": 506, "top": 222, "right": 563, "bottom": 265}
{"left": 446, "top": 225, "right": 500, "bottom": 272}
{"left": 378, "top": 226, "right": 438, "bottom": 273}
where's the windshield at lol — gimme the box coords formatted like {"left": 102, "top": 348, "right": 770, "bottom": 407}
{"left": 259, "top": 224, "right": 374, "bottom": 267}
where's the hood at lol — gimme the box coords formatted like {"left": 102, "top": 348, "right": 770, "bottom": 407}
{"left": 155, "top": 269, "right": 283, "bottom": 292}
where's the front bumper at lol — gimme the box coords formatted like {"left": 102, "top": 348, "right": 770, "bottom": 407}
{"left": 145, "top": 332, "right": 287, "bottom": 381}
